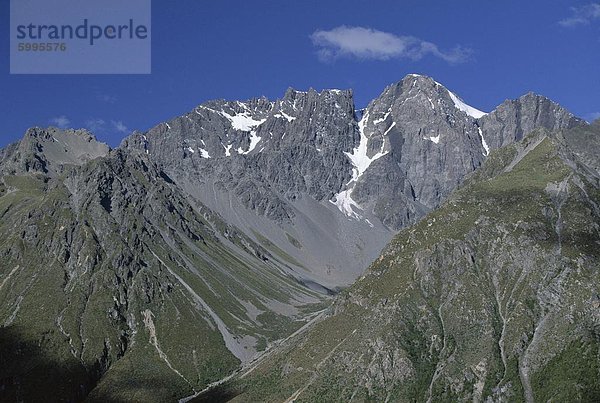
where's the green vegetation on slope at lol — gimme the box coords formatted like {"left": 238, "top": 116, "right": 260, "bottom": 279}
{"left": 0, "top": 151, "right": 327, "bottom": 402}
{"left": 226, "top": 130, "right": 600, "bottom": 402}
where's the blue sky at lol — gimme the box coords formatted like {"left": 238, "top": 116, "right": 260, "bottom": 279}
{"left": 1, "top": 0, "right": 599, "bottom": 147}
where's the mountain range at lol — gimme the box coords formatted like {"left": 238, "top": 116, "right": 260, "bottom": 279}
{"left": 0, "top": 74, "right": 596, "bottom": 402}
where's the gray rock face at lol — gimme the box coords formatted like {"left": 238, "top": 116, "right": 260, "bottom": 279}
{"left": 121, "top": 88, "right": 357, "bottom": 219}
{"left": 344, "top": 76, "right": 582, "bottom": 229}
{"left": 479, "top": 92, "right": 584, "bottom": 149}
{"left": 120, "top": 88, "right": 387, "bottom": 287}
{"left": 118, "top": 74, "right": 582, "bottom": 287}
{"left": 0, "top": 78, "right": 580, "bottom": 285}
{"left": 348, "top": 74, "right": 489, "bottom": 229}
{"left": 0, "top": 127, "right": 110, "bottom": 176}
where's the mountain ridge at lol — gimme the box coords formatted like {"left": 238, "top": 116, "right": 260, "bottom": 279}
{"left": 222, "top": 123, "right": 600, "bottom": 403}
{"left": 0, "top": 74, "right": 591, "bottom": 402}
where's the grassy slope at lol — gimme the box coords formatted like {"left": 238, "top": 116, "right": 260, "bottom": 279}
{"left": 0, "top": 152, "right": 326, "bottom": 402}
{"left": 226, "top": 132, "right": 600, "bottom": 402}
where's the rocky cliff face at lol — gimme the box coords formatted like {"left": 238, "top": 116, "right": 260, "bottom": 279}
{"left": 230, "top": 124, "right": 600, "bottom": 403}
{"left": 121, "top": 88, "right": 356, "bottom": 215}
{"left": 346, "top": 75, "right": 583, "bottom": 230}
{"left": 123, "top": 75, "right": 582, "bottom": 232}
{"left": 479, "top": 92, "right": 582, "bottom": 149}
{"left": 120, "top": 74, "right": 581, "bottom": 287}
{"left": 0, "top": 127, "right": 109, "bottom": 176}
{"left": 347, "top": 74, "right": 490, "bottom": 229}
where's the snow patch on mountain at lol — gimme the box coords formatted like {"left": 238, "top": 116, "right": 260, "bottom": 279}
{"left": 330, "top": 111, "right": 389, "bottom": 220}
{"left": 373, "top": 110, "right": 391, "bottom": 125}
{"left": 141, "top": 134, "right": 149, "bottom": 154}
{"left": 428, "top": 135, "right": 441, "bottom": 144}
{"left": 383, "top": 122, "right": 396, "bottom": 136}
{"left": 274, "top": 111, "right": 297, "bottom": 122}
{"left": 345, "top": 111, "right": 389, "bottom": 181}
{"left": 478, "top": 127, "right": 490, "bottom": 156}
{"left": 223, "top": 143, "right": 232, "bottom": 157}
{"left": 237, "top": 131, "right": 262, "bottom": 155}
{"left": 448, "top": 91, "right": 487, "bottom": 119}
{"left": 330, "top": 189, "right": 362, "bottom": 220}
{"left": 221, "top": 111, "right": 266, "bottom": 131}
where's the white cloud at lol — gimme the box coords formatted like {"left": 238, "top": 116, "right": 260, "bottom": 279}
{"left": 559, "top": 3, "right": 600, "bottom": 27}
{"left": 310, "top": 26, "right": 471, "bottom": 63}
{"left": 85, "top": 118, "right": 130, "bottom": 136}
{"left": 586, "top": 111, "right": 600, "bottom": 122}
{"left": 97, "top": 94, "right": 118, "bottom": 104}
{"left": 49, "top": 115, "right": 71, "bottom": 129}
{"left": 111, "top": 120, "right": 129, "bottom": 134}
{"left": 85, "top": 118, "right": 106, "bottom": 133}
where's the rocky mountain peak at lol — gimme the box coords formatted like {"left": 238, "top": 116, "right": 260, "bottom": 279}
{"left": 366, "top": 74, "right": 486, "bottom": 133}
{"left": 480, "top": 91, "right": 583, "bottom": 149}
{"left": 401, "top": 72, "right": 440, "bottom": 88}
{"left": 117, "top": 75, "right": 583, "bottom": 240}
{"left": 0, "top": 126, "right": 109, "bottom": 176}
{"left": 336, "top": 74, "right": 491, "bottom": 229}
{"left": 25, "top": 126, "right": 97, "bottom": 140}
